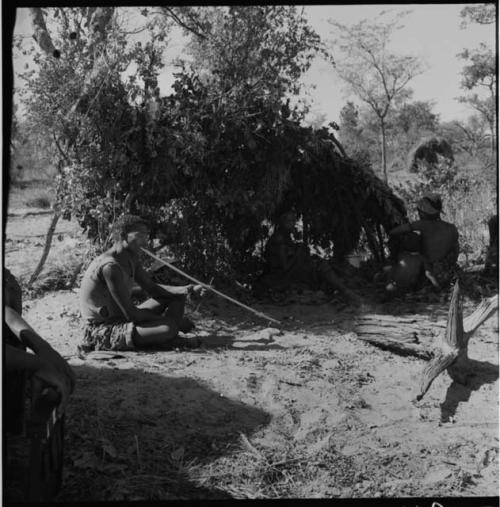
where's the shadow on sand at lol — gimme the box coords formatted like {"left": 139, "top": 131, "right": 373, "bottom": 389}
{"left": 197, "top": 334, "right": 286, "bottom": 351}
{"left": 440, "top": 359, "right": 499, "bottom": 422}
{"left": 56, "top": 363, "right": 270, "bottom": 501}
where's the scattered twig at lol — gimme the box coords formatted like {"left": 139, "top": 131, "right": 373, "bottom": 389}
{"left": 239, "top": 433, "right": 265, "bottom": 460}
{"left": 28, "top": 210, "right": 61, "bottom": 287}
{"left": 267, "top": 456, "right": 307, "bottom": 468}
{"left": 135, "top": 435, "right": 142, "bottom": 469}
{"left": 279, "top": 379, "right": 303, "bottom": 387}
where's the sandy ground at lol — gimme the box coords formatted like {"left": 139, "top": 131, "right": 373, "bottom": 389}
{"left": 4, "top": 209, "right": 499, "bottom": 500}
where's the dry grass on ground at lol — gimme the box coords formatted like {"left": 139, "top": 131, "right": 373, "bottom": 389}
{"left": 11, "top": 288, "right": 498, "bottom": 501}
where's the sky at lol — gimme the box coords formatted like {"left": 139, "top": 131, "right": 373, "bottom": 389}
{"left": 300, "top": 4, "right": 496, "bottom": 124}
{"left": 12, "top": 4, "right": 496, "bottom": 124}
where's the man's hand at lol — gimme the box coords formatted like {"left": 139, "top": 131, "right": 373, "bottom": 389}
{"left": 187, "top": 284, "right": 207, "bottom": 298}
{"left": 33, "top": 361, "right": 72, "bottom": 417}
{"left": 37, "top": 344, "right": 76, "bottom": 393}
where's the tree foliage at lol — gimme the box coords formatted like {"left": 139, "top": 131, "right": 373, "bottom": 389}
{"left": 387, "top": 100, "right": 440, "bottom": 170}
{"left": 162, "top": 6, "right": 323, "bottom": 100}
{"left": 338, "top": 101, "right": 373, "bottom": 166}
{"left": 460, "top": 3, "right": 496, "bottom": 27}
{"left": 339, "top": 99, "right": 440, "bottom": 175}
{"left": 457, "top": 5, "right": 496, "bottom": 154}
{"left": 439, "top": 116, "right": 491, "bottom": 158}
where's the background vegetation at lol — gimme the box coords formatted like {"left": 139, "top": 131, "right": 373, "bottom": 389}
{"left": 9, "top": 5, "right": 496, "bottom": 286}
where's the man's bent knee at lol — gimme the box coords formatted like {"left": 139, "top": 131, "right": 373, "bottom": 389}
{"left": 160, "top": 320, "right": 179, "bottom": 340}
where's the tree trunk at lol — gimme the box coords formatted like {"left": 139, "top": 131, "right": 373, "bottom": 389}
{"left": 380, "top": 119, "right": 387, "bottom": 182}
{"left": 375, "top": 223, "right": 385, "bottom": 262}
{"left": 416, "top": 282, "right": 498, "bottom": 400}
{"left": 489, "top": 121, "right": 496, "bottom": 157}
{"left": 417, "top": 280, "right": 463, "bottom": 400}
{"left": 29, "top": 8, "right": 58, "bottom": 57}
{"left": 352, "top": 286, "right": 498, "bottom": 399}
{"left": 489, "top": 88, "right": 496, "bottom": 157}
{"left": 356, "top": 333, "right": 433, "bottom": 359}
{"left": 462, "top": 293, "right": 498, "bottom": 336}
{"left": 361, "top": 222, "right": 381, "bottom": 263}
{"left": 28, "top": 211, "right": 61, "bottom": 287}
{"left": 353, "top": 314, "right": 442, "bottom": 359}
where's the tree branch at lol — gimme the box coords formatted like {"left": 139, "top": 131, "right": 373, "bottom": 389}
{"left": 52, "top": 132, "right": 70, "bottom": 165}
{"left": 118, "top": 27, "right": 148, "bottom": 35}
{"left": 162, "top": 7, "right": 207, "bottom": 39}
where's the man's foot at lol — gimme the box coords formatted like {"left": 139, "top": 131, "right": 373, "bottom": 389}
{"left": 344, "top": 290, "right": 364, "bottom": 306}
{"left": 179, "top": 317, "right": 195, "bottom": 334}
{"left": 171, "top": 335, "right": 202, "bottom": 349}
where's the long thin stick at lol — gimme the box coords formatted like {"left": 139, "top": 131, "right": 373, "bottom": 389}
{"left": 141, "top": 247, "right": 280, "bottom": 325}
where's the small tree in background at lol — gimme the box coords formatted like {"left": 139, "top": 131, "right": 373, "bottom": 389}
{"left": 328, "top": 11, "right": 424, "bottom": 182}
{"left": 457, "top": 43, "right": 496, "bottom": 156}
{"left": 457, "top": 3, "right": 496, "bottom": 156}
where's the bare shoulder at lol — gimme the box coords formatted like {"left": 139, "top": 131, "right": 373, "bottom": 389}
{"left": 101, "top": 260, "right": 124, "bottom": 280}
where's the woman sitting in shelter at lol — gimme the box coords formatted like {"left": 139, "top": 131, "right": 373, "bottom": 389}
{"left": 388, "top": 193, "right": 459, "bottom": 289}
{"left": 259, "top": 211, "right": 359, "bottom": 303}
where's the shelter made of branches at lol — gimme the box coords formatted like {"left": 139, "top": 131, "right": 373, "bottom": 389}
{"left": 49, "top": 71, "right": 408, "bottom": 277}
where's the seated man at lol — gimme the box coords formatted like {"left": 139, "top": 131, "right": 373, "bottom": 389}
{"left": 260, "top": 211, "right": 359, "bottom": 303}
{"left": 4, "top": 268, "right": 75, "bottom": 422}
{"left": 375, "top": 231, "right": 440, "bottom": 294}
{"left": 79, "top": 214, "right": 204, "bottom": 352}
{"left": 389, "top": 193, "right": 459, "bottom": 288}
